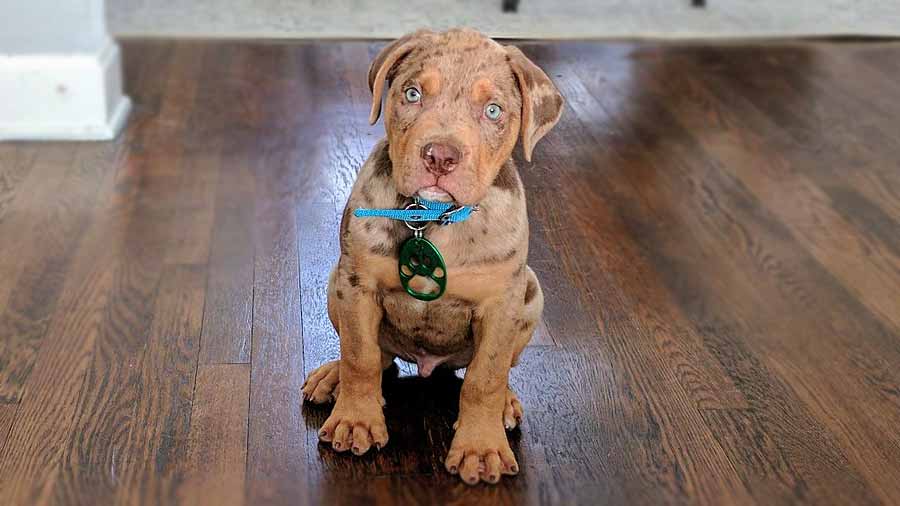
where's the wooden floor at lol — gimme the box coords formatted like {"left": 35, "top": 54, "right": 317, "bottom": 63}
{"left": 1, "top": 39, "right": 900, "bottom": 506}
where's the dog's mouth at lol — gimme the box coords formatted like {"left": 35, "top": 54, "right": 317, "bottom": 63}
{"left": 416, "top": 185, "right": 454, "bottom": 202}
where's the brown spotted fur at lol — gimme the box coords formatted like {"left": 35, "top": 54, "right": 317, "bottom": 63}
{"left": 301, "top": 28, "right": 563, "bottom": 486}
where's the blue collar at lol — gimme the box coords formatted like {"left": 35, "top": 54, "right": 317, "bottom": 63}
{"left": 353, "top": 197, "right": 476, "bottom": 226}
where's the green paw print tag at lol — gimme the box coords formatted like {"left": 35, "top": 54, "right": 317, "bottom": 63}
{"left": 398, "top": 236, "right": 446, "bottom": 301}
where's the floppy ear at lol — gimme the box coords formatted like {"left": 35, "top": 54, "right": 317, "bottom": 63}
{"left": 368, "top": 30, "right": 431, "bottom": 125}
{"left": 505, "top": 46, "right": 564, "bottom": 162}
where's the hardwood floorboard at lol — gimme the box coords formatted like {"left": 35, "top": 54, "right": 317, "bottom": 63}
{"left": 680, "top": 47, "right": 900, "bottom": 334}
{"left": 0, "top": 42, "right": 194, "bottom": 506}
{"left": 177, "top": 363, "right": 250, "bottom": 506}
{"left": 196, "top": 45, "right": 258, "bottom": 365}
{"left": 244, "top": 44, "right": 310, "bottom": 506}
{"left": 541, "top": 108, "right": 755, "bottom": 506}
{"left": 115, "top": 264, "right": 206, "bottom": 505}
{"left": 0, "top": 145, "right": 33, "bottom": 226}
{"left": 559, "top": 43, "right": 900, "bottom": 504}
{"left": 743, "top": 47, "right": 900, "bottom": 246}
{"left": 51, "top": 44, "right": 212, "bottom": 506}
{"left": 0, "top": 404, "right": 15, "bottom": 454}
{"left": 0, "top": 144, "right": 105, "bottom": 403}
{"left": 2, "top": 39, "right": 900, "bottom": 505}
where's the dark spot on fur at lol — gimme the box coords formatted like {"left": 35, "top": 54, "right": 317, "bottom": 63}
{"left": 348, "top": 273, "right": 360, "bottom": 287}
{"left": 492, "top": 160, "right": 520, "bottom": 192}
{"left": 515, "top": 57, "right": 536, "bottom": 89}
{"left": 364, "top": 222, "right": 373, "bottom": 232}
{"left": 336, "top": 290, "right": 344, "bottom": 300}
{"left": 524, "top": 277, "right": 537, "bottom": 304}
{"left": 532, "top": 93, "right": 563, "bottom": 132}
{"left": 373, "top": 144, "right": 393, "bottom": 178}
{"left": 469, "top": 237, "right": 476, "bottom": 244}
{"left": 339, "top": 206, "right": 353, "bottom": 252}
{"left": 518, "top": 319, "right": 532, "bottom": 332}
{"left": 488, "top": 351, "right": 498, "bottom": 361}
{"left": 370, "top": 242, "right": 396, "bottom": 256}
{"left": 461, "top": 247, "right": 517, "bottom": 267}
{"left": 482, "top": 227, "right": 489, "bottom": 235}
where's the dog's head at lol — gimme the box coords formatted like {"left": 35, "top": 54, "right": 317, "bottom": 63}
{"left": 368, "top": 29, "right": 563, "bottom": 205}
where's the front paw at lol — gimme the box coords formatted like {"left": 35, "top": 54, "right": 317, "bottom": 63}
{"left": 318, "top": 396, "right": 388, "bottom": 455}
{"left": 445, "top": 420, "right": 519, "bottom": 485}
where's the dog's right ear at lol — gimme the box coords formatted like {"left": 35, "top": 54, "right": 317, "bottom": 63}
{"left": 368, "top": 30, "right": 431, "bottom": 125}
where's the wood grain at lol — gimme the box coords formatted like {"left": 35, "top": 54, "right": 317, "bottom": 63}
{"left": 0, "top": 404, "right": 15, "bottom": 454}
{"left": 115, "top": 264, "right": 206, "bottom": 505}
{"left": 178, "top": 363, "right": 250, "bottom": 506}
{"left": 243, "top": 44, "right": 309, "bottom": 505}
{"left": 198, "top": 146, "right": 255, "bottom": 364}
{"left": 1, "top": 39, "right": 900, "bottom": 506}
{"left": 559, "top": 42, "right": 898, "bottom": 504}
{"left": 195, "top": 45, "right": 257, "bottom": 365}
{"left": 0, "top": 144, "right": 105, "bottom": 403}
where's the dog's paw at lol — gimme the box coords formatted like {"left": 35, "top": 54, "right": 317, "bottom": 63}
{"left": 318, "top": 397, "right": 389, "bottom": 455}
{"left": 503, "top": 387, "right": 524, "bottom": 431}
{"left": 302, "top": 360, "right": 341, "bottom": 404}
{"left": 445, "top": 420, "right": 518, "bottom": 485}
{"left": 452, "top": 387, "right": 523, "bottom": 432}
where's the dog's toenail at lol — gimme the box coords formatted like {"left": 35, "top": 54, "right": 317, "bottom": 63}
{"left": 511, "top": 465, "right": 518, "bottom": 473}
{"left": 375, "top": 443, "right": 382, "bottom": 450}
{"left": 334, "top": 442, "right": 341, "bottom": 449}
{"left": 319, "top": 430, "right": 327, "bottom": 437}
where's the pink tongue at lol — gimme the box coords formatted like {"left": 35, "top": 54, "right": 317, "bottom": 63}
{"left": 416, "top": 356, "right": 444, "bottom": 378}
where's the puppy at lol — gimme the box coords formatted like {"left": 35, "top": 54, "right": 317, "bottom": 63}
{"left": 302, "top": 28, "right": 563, "bottom": 485}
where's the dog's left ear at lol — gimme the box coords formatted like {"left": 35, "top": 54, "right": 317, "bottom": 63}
{"left": 368, "top": 30, "right": 432, "bottom": 125}
{"left": 505, "top": 46, "right": 564, "bottom": 162}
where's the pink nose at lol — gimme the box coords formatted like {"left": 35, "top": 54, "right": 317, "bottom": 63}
{"left": 422, "top": 143, "right": 460, "bottom": 176}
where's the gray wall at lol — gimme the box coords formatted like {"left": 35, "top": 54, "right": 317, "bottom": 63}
{"left": 108, "top": 0, "right": 899, "bottom": 39}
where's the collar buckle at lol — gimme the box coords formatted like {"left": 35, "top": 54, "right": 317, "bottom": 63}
{"left": 438, "top": 205, "right": 466, "bottom": 226}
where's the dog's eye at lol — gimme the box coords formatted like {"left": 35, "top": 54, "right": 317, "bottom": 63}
{"left": 404, "top": 87, "right": 422, "bottom": 103}
{"left": 485, "top": 103, "right": 503, "bottom": 121}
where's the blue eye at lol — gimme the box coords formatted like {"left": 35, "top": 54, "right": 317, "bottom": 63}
{"left": 485, "top": 103, "right": 503, "bottom": 120}
{"left": 405, "top": 87, "right": 421, "bottom": 103}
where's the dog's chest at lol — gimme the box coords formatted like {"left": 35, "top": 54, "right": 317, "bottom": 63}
{"left": 379, "top": 291, "right": 475, "bottom": 372}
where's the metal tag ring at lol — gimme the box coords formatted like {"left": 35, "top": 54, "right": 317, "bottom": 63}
{"left": 403, "top": 202, "right": 429, "bottom": 232}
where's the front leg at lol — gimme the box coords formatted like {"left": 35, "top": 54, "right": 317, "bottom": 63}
{"left": 445, "top": 295, "right": 528, "bottom": 485}
{"left": 317, "top": 265, "right": 389, "bottom": 455}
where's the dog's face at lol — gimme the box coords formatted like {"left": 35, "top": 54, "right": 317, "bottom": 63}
{"left": 368, "top": 29, "right": 563, "bottom": 205}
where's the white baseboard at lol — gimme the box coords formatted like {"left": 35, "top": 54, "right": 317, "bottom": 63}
{"left": 0, "top": 39, "right": 131, "bottom": 141}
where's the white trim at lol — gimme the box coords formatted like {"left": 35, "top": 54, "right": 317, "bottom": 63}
{"left": 0, "top": 39, "right": 131, "bottom": 141}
